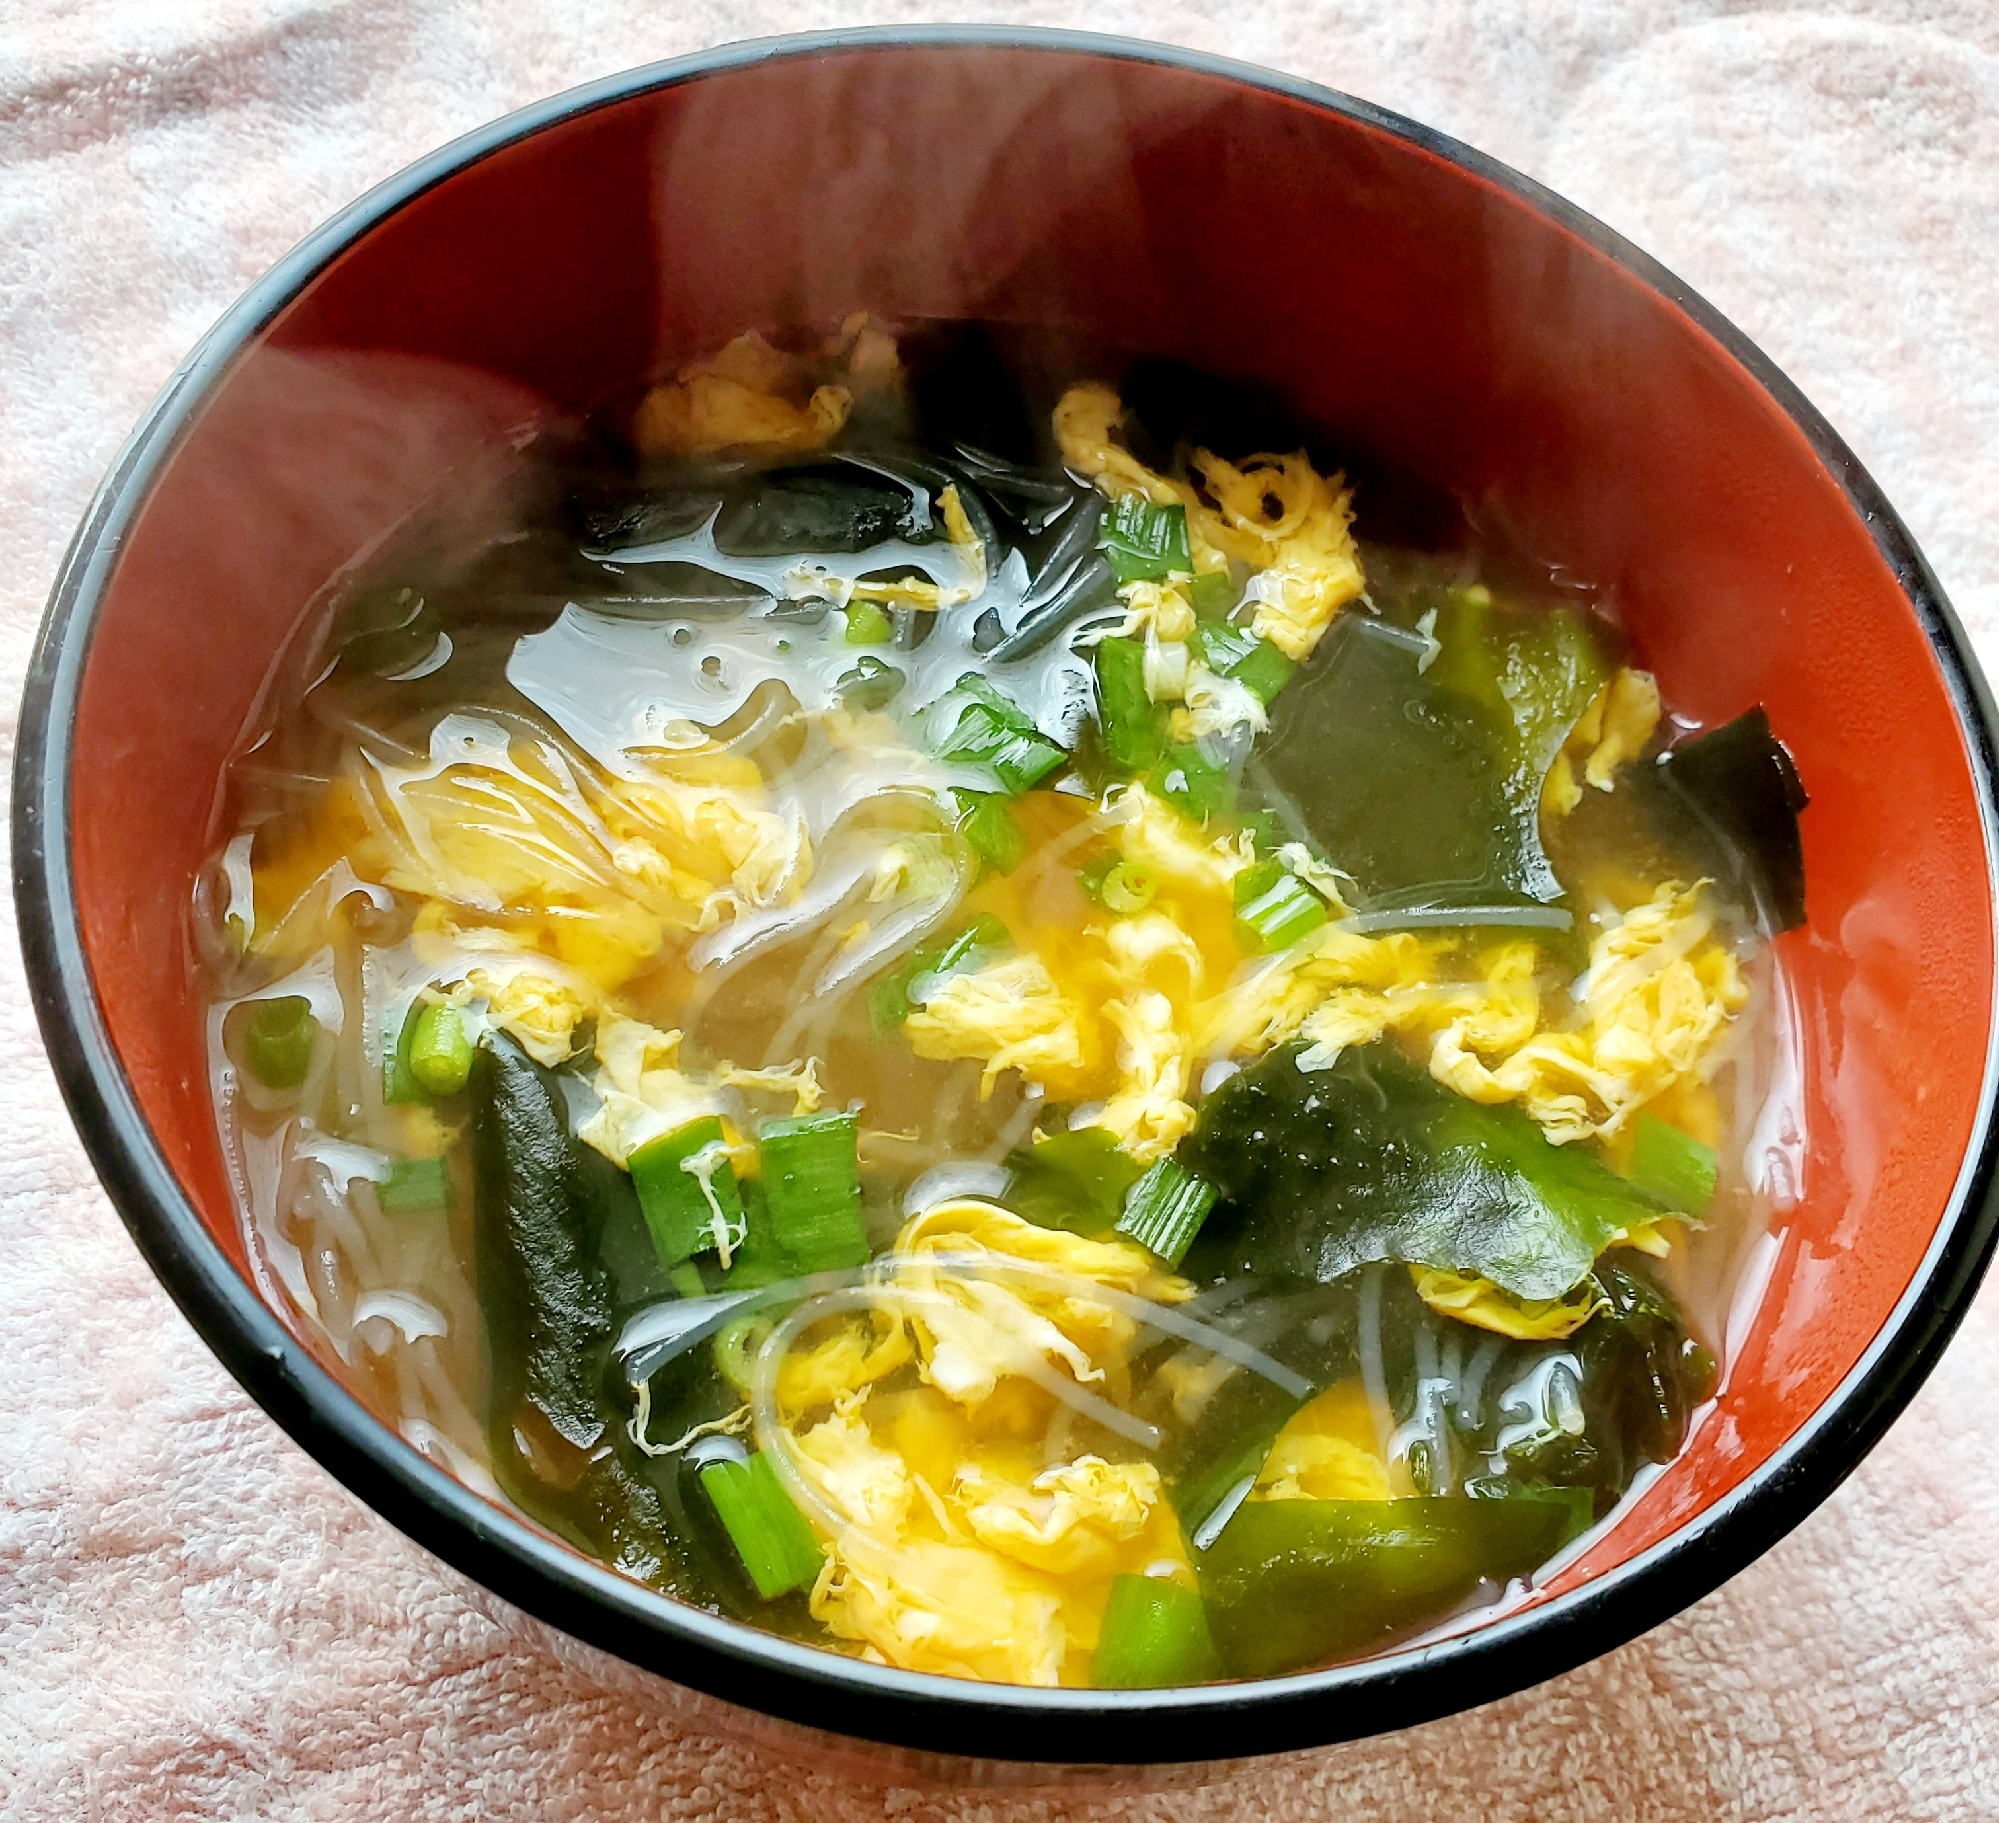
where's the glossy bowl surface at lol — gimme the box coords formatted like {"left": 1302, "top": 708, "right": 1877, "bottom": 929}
{"left": 17, "top": 27, "right": 1999, "bottom": 1768}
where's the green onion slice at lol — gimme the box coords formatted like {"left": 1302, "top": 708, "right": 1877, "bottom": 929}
{"left": 1116, "top": 1157, "right": 1220, "bottom": 1266}
{"left": 244, "top": 995, "right": 317, "bottom": 1090}
{"left": 699, "top": 1452, "right": 824, "bottom": 1599}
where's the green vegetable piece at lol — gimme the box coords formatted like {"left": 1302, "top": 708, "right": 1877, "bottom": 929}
{"left": 1198, "top": 1495, "right": 1581, "bottom": 1678}
{"left": 1100, "top": 860, "right": 1157, "bottom": 915}
{"left": 469, "top": 1037, "right": 617, "bottom": 1457}
{"left": 1091, "top": 1574, "right": 1221, "bottom": 1688}
{"left": 1077, "top": 853, "right": 1118, "bottom": 904}
{"left": 1194, "top": 623, "right": 1296, "bottom": 704}
{"left": 929, "top": 674, "right": 1066, "bottom": 796}
{"left": 843, "top": 600, "right": 894, "bottom": 645}
{"left": 836, "top": 653, "right": 905, "bottom": 713}
{"left": 1099, "top": 495, "right": 1192, "bottom": 584}
{"left": 699, "top": 1452, "right": 824, "bottom": 1599}
{"left": 1094, "top": 636, "right": 1168, "bottom": 774}
{"left": 1180, "top": 1044, "right": 1667, "bottom": 1301}
{"left": 1652, "top": 707, "right": 1808, "bottom": 933}
{"left": 870, "top": 914, "right": 1011, "bottom": 1034}
{"left": 759, "top": 1110, "right": 870, "bottom": 1273}
{"left": 383, "top": 1002, "right": 426, "bottom": 1105}
{"left": 1189, "top": 570, "right": 1235, "bottom": 619}
{"left": 1116, "top": 1158, "right": 1220, "bottom": 1266}
{"left": 1151, "top": 742, "right": 1232, "bottom": 820}
{"left": 1625, "top": 1113, "right": 1718, "bottom": 1217}
{"left": 408, "top": 1003, "right": 473, "bottom": 1096}
{"left": 1251, "top": 594, "right": 1609, "bottom": 910}
{"left": 629, "top": 1117, "right": 745, "bottom": 1269}
{"left": 1003, "top": 1127, "right": 1147, "bottom": 1236}
{"left": 668, "top": 1260, "right": 708, "bottom": 1300}
{"left": 1233, "top": 861, "right": 1329, "bottom": 953}
{"left": 955, "top": 791, "right": 1028, "bottom": 874}
{"left": 243, "top": 995, "right": 316, "bottom": 1090}
{"left": 380, "top": 1156, "right": 452, "bottom": 1213}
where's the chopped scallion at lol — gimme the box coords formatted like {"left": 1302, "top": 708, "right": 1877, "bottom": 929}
{"left": 1194, "top": 623, "right": 1296, "bottom": 704}
{"left": 408, "top": 1003, "right": 473, "bottom": 1096}
{"left": 759, "top": 1110, "right": 870, "bottom": 1273}
{"left": 870, "top": 914, "right": 1011, "bottom": 1034}
{"left": 1151, "top": 741, "right": 1232, "bottom": 820}
{"left": 1094, "top": 636, "right": 1167, "bottom": 774}
{"left": 629, "top": 1116, "right": 746, "bottom": 1268}
{"left": 843, "top": 600, "right": 894, "bottom": 645}
{"left": 955, "top": 790, "right": 1028, "bottom": 874}
{"left": 1100, "top": 860, "right": 1157, "bottom": 914}
{"left": 928, "top": 674, "right": 1066, "bottom": 796}
{"left": 1099, "top": 496, "right": 1192, "bottom": 585}
{"left": 1189, "top": 570, "right": 1235, "bottom": 619}
{"left": 1116, "top": 1157, "right": 1219, "bottom": 1266}
{"left": 383, "top": 1002, "right": 425, "bottom": 1105}
{"left": 699, "top": 1452, "right": 824, "bottom": 1599}
{"left": 244, "top": 995, "right": 317, "bottom": 1090}
{"left": 380, "top": 1156, "right": 451, "bottom": 1214}
{"left": 1625, "top": 1113, "right": 1718, "bottom": 1217}
{"left": 1090, "top": 1573, "right": 1221, "bottom": 1687}
{"left": 1233, "top": 860, "right": 1329, "bottom": 953}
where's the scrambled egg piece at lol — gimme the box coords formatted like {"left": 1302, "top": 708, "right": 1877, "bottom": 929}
{"left": 1428, "top": 881, "right": 1747, "bottom": 1144}
{"left": 1252, "top": 1381, "right": 1394, "bottom": 1502}
{"left": 1543, "top": 668, "right": 1663, "bottom": 817}
{"left": 1193, "top": 879, "right": 1743, "bottom": 1150}
{"left": 770, "top": 1201, "right": 1193, "bottom": 1684}
{"left": 903, "top": 953, "right": 1091, "bottom": 1098}
{"left": 1053, "top": 383, "right": 1364, "bottom": 663}
{"left": 633, "top": 330, "right": 852, "bottom": 457}
{"left": 332, "top": 716, "right": 810, "bottom": 998}
{"left": 892, "top": 1200, "right": 1188, "bottom": 1405}
{"left": 573, "top": 1012, "right": 822, "bottom": 1166}
{"left": 1410, "top": 1266, "right": 1610, "bottom": 1341}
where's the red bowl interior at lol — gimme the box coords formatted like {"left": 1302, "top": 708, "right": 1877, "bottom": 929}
{"left": 57, "top": 39, "right": 1997, "bottom": 1702}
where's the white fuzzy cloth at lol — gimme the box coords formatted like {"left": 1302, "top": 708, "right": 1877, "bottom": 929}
{"left": 4, "top": 4, "right": 1999, "bottom": 1817}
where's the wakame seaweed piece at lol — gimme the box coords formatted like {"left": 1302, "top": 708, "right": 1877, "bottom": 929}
{"left": 712, "top": 464, "right": 923, "bottom": 557}
{"left": 1002, "top": 1126, "right": 1148, "bottom": 1236}
{"left": 1120, "top": 357, "right": 1311, "bottom": 471}
{"left": 945, "top": 443, "right": 1080, "bottom": 535}
{"left": 1197, "top": 1493, "right": 1584, "bottom": 1678}
{"left": 908, "top": 321, "right": 1037, "bottom": 464}
{"left": 329, "top": 583, "right": 445, "bottom": 679}
{"left": 470, "top": 1036, "right": 618, "bottom": 1454}
{"left": 1251, "top": 597, "right": 1607, "bottom": 909}
{"left": 569, "top": 483, "right": 730, "bottom": 553}
{"left": 1652, "top": 707, "right": 1809, "bottom": 932}
{"left": 926, "top": 674, "right": 1068, "bottom": 795}
{"left": 1178, "top": 1044, "right": 1668, "bottom": 1303}
{"left": 1565, "top": 1258, "right": 1716, "bottom": 1506}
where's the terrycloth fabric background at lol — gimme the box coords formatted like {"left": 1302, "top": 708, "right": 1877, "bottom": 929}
{"left": 4, "top": 3, "right": 1999, "bottom": 1817}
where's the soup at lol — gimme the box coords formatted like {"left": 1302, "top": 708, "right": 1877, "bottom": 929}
{"left": 195, "top": 320, "right": 1807, "bottom": 1689}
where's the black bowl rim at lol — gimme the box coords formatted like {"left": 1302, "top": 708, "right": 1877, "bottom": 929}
{"left": 15, "top": 24, "right": 1999, "bottom": 1769}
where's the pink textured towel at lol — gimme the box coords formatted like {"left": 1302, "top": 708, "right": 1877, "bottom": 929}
{"left": 5, "top": 4, "right": 1999, "bottom": 1818}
